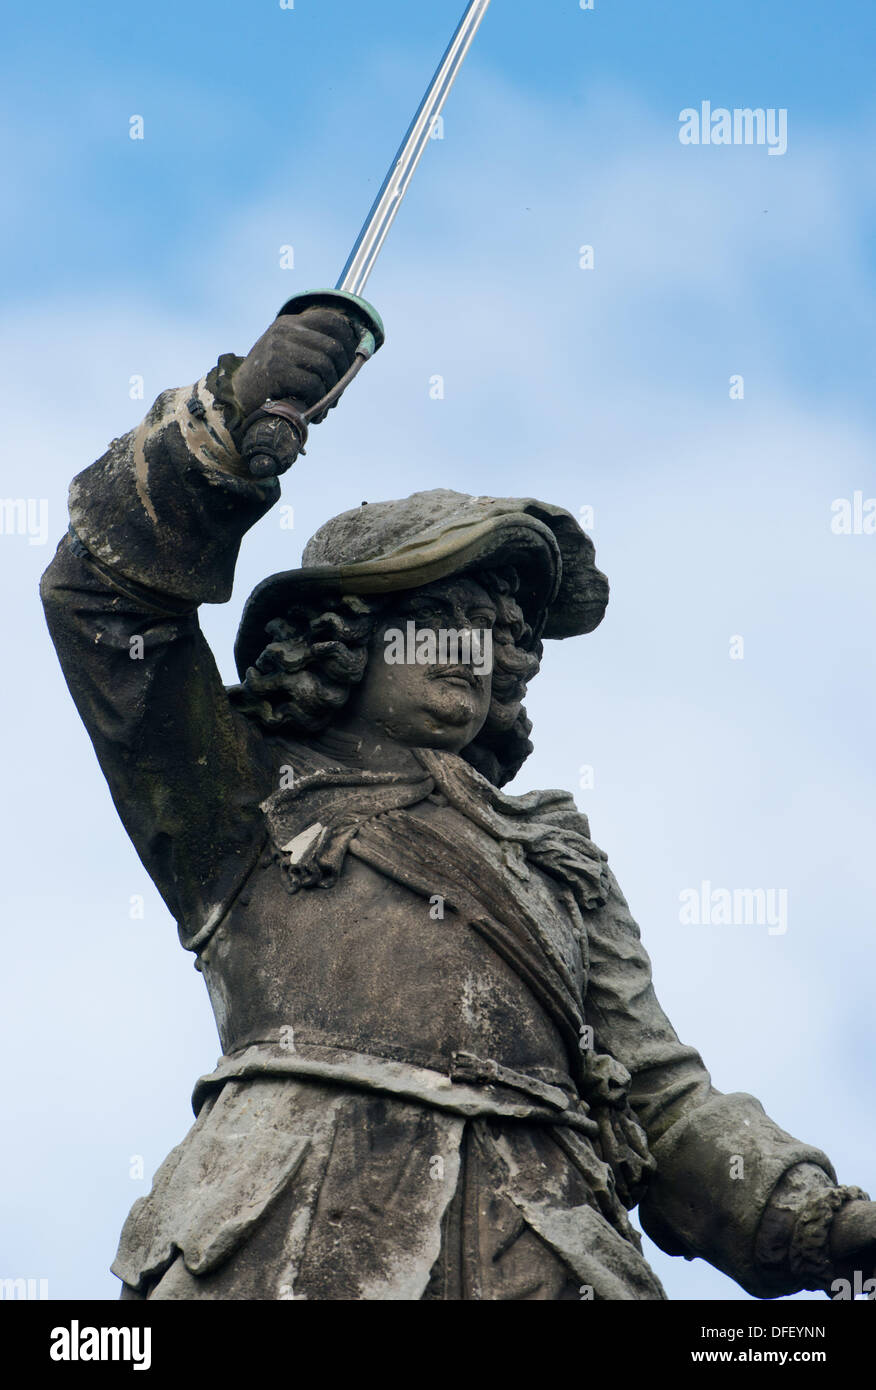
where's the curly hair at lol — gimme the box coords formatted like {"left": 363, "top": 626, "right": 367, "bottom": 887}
{"left": 227, "top": 568, "right": 542, "bottom": 786}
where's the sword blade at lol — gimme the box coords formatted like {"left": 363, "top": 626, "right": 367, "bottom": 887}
{"left": 337, "top": 0, "right": 492, "bottom": 298}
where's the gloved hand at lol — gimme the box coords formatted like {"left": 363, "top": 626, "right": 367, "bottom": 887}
{"left": 231, "top": 305, "right": 363, "bottom": 476}
{"left": 828, "top": 1197, "right": 876, "bottom": 1294}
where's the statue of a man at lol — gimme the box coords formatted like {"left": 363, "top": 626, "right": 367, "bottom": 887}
{"left": 41, "top": 303, "right": 876, "bottom": 1300}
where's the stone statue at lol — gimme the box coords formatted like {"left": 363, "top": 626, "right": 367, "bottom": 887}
{"left": 41, "top": 303, "right": 876, "bottom": 1300}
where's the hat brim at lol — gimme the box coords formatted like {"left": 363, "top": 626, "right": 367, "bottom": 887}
{"left": 234, "top": 509, "right": 608, "bottom": 681}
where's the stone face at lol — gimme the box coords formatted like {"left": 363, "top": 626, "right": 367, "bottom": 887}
{"left": 39, "top": 319, "right": 875, "bottom": 1299}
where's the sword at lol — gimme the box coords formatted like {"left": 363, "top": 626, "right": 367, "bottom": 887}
{"left": 243, "top": 0, "right": 492, "bottom": 477}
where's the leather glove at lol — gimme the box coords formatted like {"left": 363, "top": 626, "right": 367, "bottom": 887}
{"left": 230, "top": 306, "right": 362, "bottom": 475}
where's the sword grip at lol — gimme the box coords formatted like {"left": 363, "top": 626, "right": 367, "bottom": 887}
{"left": 241, "top": 290, "right": 384, "bottom": 479}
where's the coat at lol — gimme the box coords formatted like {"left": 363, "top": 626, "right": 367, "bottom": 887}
{"left": 40, "top": 369, "right": 840, "bottom": 1300}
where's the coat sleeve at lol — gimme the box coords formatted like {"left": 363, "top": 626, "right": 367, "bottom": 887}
{"left": 40, "top": 368, "right": 278, "bottom": 950}
{"left": 584, "top": 865, "right": 839, "bottom": 1297}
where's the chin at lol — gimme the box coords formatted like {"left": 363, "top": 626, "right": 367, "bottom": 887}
{"left": 416, "top": 711, "right": 485, "bottom": 752}
{"left": 418, "top": 734, "right": 470, "bottom": 753}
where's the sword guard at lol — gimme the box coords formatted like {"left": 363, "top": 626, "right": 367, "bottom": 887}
{"left": 241, "top": 289, "right": 385, "bottom": 479}
{"left": 276, "top": 289, "right": 385, "bottom": 352}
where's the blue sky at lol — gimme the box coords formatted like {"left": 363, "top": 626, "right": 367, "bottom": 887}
{"left": 2, "top": 0, "right": 876, "bottom": 1302}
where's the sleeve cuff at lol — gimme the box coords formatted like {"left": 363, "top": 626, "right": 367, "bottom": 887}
{"left": 638, "top": 1091, "right": 836, "bottom": 1298}
{"left": 67, "top": 373, "right": 279, "bottom": 605}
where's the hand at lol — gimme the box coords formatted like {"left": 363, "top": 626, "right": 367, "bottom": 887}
{"left": 232, "top": 305, "right": 362, "bottom": 425}
{"left": 828, "top": 1199, "right": 876, "bottom": 1291}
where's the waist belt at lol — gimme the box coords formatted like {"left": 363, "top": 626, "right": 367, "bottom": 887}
{"left": 191, "top": 1041, "right": 600, "bottom": 1137}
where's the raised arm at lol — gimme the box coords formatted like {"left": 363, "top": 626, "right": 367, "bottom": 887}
{"left": 40, "top": 305, "right": 362, "bottom": 948}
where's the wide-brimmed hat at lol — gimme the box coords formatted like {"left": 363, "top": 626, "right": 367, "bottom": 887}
{"left": 234, "top": 489, "right": 609, "bottom": 680}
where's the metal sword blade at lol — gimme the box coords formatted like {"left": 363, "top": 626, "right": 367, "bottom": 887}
{"left": 337, "top": 0, "right": 492, "bottom": 299}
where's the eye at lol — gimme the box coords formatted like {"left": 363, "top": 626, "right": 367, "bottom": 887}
{"left": 417, "top": 608, "right": 447, "bottom": 629}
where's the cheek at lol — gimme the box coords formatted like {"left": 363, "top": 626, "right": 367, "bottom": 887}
{"left": 372, "top": 664, "right": 492, "bottom": 733}
{"left": 357, "top": 654, "right": 431, "bottom": 714}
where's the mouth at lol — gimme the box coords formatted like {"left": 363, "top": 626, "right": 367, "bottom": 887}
{"left": 429, "top": 665, "right": 480, "bottom": 690}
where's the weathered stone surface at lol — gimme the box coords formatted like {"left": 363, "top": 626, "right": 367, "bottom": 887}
{"left": 41, "top": 310, "right": 876, "bottom": 1299}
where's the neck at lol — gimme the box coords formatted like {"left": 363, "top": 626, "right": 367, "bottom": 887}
{"left": 310, "top": 717, "right": 425, "bottom": 776}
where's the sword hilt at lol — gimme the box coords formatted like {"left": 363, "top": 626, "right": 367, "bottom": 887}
{"left": 241, "top": 290, "right": 385, "bottom": 479}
